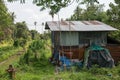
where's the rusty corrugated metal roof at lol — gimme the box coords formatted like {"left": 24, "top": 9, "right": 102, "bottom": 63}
{"left": 45, "top": 20, "right": 118, "bottom": 31}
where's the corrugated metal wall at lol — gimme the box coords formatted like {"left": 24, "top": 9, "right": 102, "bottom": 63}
{"left": 79, "top": 32, "right": 107, "bottom": 46}
{"left": 60, "top": 32, "right": 79, "bottom": 46}
{"left": 58, "top": 31, "right": 107, "bottom": 46}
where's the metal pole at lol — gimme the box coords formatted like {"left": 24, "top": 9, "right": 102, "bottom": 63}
{"left": 42, "top": 22, "right": 44, "bottom": 34}
{"left": 58, "top": 13, "right": 61, "bottom": 61}
{"left": 69, "top": 21, "right": 72, "bottom": 60}
{"left": 34, "top": 21, "right": 37, "bottom": 31}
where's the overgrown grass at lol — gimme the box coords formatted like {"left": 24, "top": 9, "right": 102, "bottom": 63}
{"left": 0, "top": 39, "right": 13, "bottom": 48}
{"left": 5, "top": 65, "right": 119, "bottom": 80}
{"left": 0, "top": 46, "right": 22, "bottom": 62}
{"left": 1, "top": 40, "right": 120, "bottom": 80}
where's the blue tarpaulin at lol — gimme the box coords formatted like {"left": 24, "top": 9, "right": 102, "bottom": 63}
{"left": 60, "top": 56, "right": 71, "bottom": 67}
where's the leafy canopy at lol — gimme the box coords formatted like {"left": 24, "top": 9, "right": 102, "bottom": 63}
{"left": 106, "top": 0, "right": 120, "bottom": 41}
{"left": 7, "top": 0, "right": 99, "bottom": 14}
{"left": 67, "top": 1, "right": 107, "bottom": 22}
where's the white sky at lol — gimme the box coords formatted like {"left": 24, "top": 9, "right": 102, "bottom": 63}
{"left": 5, "top": 0, "right": 114, "bottom": 33}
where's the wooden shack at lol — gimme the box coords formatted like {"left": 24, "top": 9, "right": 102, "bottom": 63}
{"left": 45, "top": 20, "right": 120, "bottom": 63}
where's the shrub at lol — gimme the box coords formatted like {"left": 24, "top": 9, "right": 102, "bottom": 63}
{"left": 13, "top": 38, "right": 27, "bottom": 47}
{"left": 13, "top": 39, "right": 19, "bottom": 47}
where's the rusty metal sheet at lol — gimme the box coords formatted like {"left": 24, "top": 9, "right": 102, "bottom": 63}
{"left": 45, "top": 21, "right": 118, "bottom": 31}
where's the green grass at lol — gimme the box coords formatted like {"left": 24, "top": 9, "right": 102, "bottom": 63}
{"left": 0, "top": 51, "right": 24, "bottom": 80}
{"left": 1, "top": 51, "right": 120, "bottom": 80}
{"left": 5, "top": 65, "right": 119, "bottom": 80}
{"left": 1, "top": 60, "right": 120, "bottom": 80}
{"left": 0, "top": 46, "right": 22, "bottom": 62}
{"left": 1, "top": 40, "right": 120, "bottom": 80}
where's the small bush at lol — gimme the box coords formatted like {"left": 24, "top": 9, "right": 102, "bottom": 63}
{"left": 13, "top": 39, "right": 19, "bottom": 47}
{"left": 13, "top": 39, "right": 27, "bottom": 47}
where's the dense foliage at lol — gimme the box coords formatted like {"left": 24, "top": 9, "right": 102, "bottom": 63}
{"left": 67, "top": 4, "right": 107, "bottom": 22}
{"left": 19, "top": 39, "right": 48, "bottom": 64}
{"left": 0, "top": 0, "right": 14, "bottom": 42}
{"left": 0, "top": 1, "right": 41, "bottom": 46}
{"left": 13, "top": 22, "right": 30, "bottom": 48}
{"left": 0, "top": 0, "right": 13, "bottom": 26}
{"left": 18, "top": 32, "right": 50, "bottom": 64}
{"left": 14, "top": 22, "right": 29, "bottom": 39}
{"left": 30, "top": 30, "right": 40, "bottom": 40}
{"left": 106, "top": 0, "right": 120, "bottom": 41}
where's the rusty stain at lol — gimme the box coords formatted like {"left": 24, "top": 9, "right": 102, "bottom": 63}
{"left": 81, "top": 21, "right": 89, "bottom": 25}
{"left": 69, "top": 22, "right": 75, "bottom": 25}
{"left": 61, "top": 21, "right": 68, "bottom": 25}
{"left": 46, "top": 21, "right": 117, "bottom": 31}
{"left": 89, "top": 21, "right": 101, "bottom": 25}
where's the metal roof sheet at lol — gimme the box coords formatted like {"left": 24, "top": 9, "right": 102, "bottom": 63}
{"left": 45, "top": 21, "right": 118, "bottom": 31}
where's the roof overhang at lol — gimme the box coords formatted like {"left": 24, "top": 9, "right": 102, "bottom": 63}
{"left": 45, "top": 21, "right": 118, "bottom": 32}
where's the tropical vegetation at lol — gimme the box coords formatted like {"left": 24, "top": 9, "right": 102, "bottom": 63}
{"left": 0, "top": 0, "right": 120, "bottom": 80}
